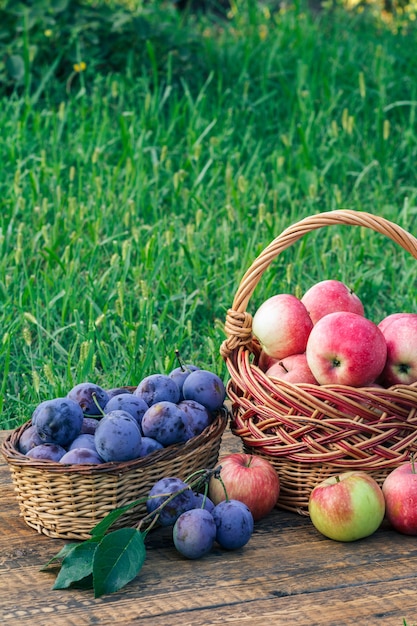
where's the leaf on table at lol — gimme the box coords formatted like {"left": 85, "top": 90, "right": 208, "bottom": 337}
{"left": 40, "top": 542, "right": 79, "bottom": 570}
{"left": 92, "top": 527, "right": 146, "bottom": 598}
{"left": 52, "top": 539, "right": 100, "bottom": 590}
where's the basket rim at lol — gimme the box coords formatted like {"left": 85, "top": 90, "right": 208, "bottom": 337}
{"left": 1, "top": 406, "right": 229, "bottom": 476}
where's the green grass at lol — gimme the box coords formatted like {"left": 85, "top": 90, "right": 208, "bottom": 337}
{"left": 1, "top": 0, "right": 417, "bottom": 428}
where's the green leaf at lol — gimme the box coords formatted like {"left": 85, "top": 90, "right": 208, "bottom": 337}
{"left": 52, "top": 539, "right": 100, "bottom": 590}
{"left": 92, "top": 528, "right": 146, "bottom": 598}
{"left": 40, "top": 542, "right": 79, "bottom": 570}
{"left": 90, "top": 498, "right": 144, "bottom": 537}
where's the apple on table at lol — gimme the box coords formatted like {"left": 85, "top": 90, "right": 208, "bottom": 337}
{"left": 208, "top": 453, "right": 280, "bottom": 521}
{"left": 308, "top": 471, "right": 386, "bottom": 542}
{"left": 382, "top": 461, "right": 417, "bottom": 535}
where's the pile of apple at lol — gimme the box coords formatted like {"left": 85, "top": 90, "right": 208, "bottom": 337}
{"left": 252, "top": 279, "right": 417, "bottom": 388}
{"left": 210, "top": 451, "right": 417, "bottom": 543}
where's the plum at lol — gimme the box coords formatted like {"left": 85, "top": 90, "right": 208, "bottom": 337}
{"left": 138, "top": 436, "right": 164, "bottom": 457}
{"left": 68, "top": 433, "right": 97, "bottom": 452}
{"left": 146, "top": 477, "right": 196, "bottom": 526}
{"left": 193, "top": 492, "right": 215, "bottom": 513}
{"left": 141, "top": 401, "right": 189, "bottom": 446}
{"left": 32, "top": 397, "right": 84, "bottom": 447}
{"left": 80, "top": 416, "right": 100, "bottom": 435}
{"left": 104, "top": 393, "right": 148, "bottom": 429}
{"left": 18, "top": 425, "right": 43, "bottom": 454}
{"left": 173, "top": 508, "right": 217, "bottom": 559}
{"left": 182, "top": 370, "right": 226, "bottom": 413}
{"left": 106, "top": 386, "right": 132, "bottom": 399}
{"left": 94, "top": 410, "right": 142, "bottom": 462}
{"left": 26, "top": 443, "right": 67, "bottom": 462}
{"left": 212, "top": 500, "right": 254, "bottom": 550}
{"left": 134, "top": 374, "right": 180, "bottom": 406}
{"left": 60, "top": 447, "right": 104, "bottom": 465}
{"left": 67, "top": 382, "right": 110, "bottom": 416}
{"left": 169, "top": 363, "right": 200, "bottom": 400}
{"left": 178, "top": 399, "right": 212, "bottom": 438}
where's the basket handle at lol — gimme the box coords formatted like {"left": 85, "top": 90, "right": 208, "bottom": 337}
{"left": 220, "top": 209, "right": 417, "bottom": 359}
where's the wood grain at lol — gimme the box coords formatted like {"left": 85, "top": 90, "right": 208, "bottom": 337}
{"left": 1, "top": 428, "right": 416, "bottom": 626}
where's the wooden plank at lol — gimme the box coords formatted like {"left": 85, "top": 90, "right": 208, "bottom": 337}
{"left": 1, "top": 428, "right": 417, "bottom": 626}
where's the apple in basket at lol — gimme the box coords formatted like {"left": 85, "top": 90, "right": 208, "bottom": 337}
{"left": 306, "top": 311, "right": 387, "bottom": 387}
{"left": 382, "top": 461, "right": 417, "bottom": 535}
{"left": 308, "top": 471, "right": 385, "bottom": 542}
{"left": 377, "top": 313, "right": 417, "bottom": 386}
{"left": 252, "top": 294, "right": 313, "bottom": 360}
{"left": 208, "top": 453, "right": 280, "bottom": 521}
{"left": 301, "top": 279, "right": 365, "bottom": 325}
{"left": 265, "top": 353, "right": 318, "bottom": 384}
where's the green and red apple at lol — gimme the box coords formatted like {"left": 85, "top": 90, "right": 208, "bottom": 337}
{"left": 308, "top": 471, "right": 385, "bottom": 541}
{"left": 252, "top": 294, "right": 313, "bottom": 360}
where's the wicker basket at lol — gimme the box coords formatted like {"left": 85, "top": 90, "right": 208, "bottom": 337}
{"left": 220, "top": 209, "right": 417, "bottom": 515}
{"left": 1, "top": 405, "right": 228, "bottom": 539}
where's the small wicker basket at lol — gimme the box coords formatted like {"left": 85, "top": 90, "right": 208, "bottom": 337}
{"left": 1, "top": 405, "right": 228, "bottom": 539}
{"left": 220, "top": 209, "right": 417, "bottom": 515}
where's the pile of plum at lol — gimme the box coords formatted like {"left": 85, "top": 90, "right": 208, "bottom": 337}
{"left": 17, "top": 364, "right": 226, "bottom": 465}
{"left": 146, "top": 475, "right": 254, "bottom": 558}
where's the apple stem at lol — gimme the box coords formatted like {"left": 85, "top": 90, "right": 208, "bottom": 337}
{"left": 335, "top": 476, "right": 341, "bottom": 483}
{"left": 411, "top": 452, "right": 416, "bottom": 474}
{"left": 279, "top": 361, "right": 288, "bottom": 374}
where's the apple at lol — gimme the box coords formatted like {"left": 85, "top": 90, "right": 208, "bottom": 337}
{"left": 377, "top": 312, "right": 411, "bottom": 334}
{"left": 377, "top": 313, "right": 417, "bottom": 386}
{"left": 306, "top": 311, "right": 387, "bottom": 386}
{"left": 382, "top": 461, "right": 417, "bottom": 535}
{"left": 208, "top": 453, "right": 280, "bottom": 521}
{"left": 301, "top": 279, "right": 364, "bottom": 325}
{"left": 266, "top": 353, "right": 318, "bottom": 384}
{"left": 258, "top": 349, "right": 278, "bottom": 372}
{"left": 308, "top": 471, "right": 385, "bottom": 542}
{"left": 252, "top": 294, "right": 313, "bottom": 360}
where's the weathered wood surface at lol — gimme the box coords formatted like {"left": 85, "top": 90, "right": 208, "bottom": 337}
{"left": 1, "top": 428, "right": 417, "bottom": 626}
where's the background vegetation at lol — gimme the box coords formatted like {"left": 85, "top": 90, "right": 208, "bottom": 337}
{"left": 1, "top": 0, "right": 417, "bottom": 428}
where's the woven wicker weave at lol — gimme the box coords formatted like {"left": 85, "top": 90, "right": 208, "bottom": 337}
{"left": 220, "top": 209, "right": 417, "bottom": 514}
{"left": 1, "top": 406, "right": 228, "bottom": 539}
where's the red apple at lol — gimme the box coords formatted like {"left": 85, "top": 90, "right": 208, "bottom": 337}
{"left": 208, "top": 453, "right": 280, "bottom": 521}
{"left": 266, "top": 353, "right": 318, "bottom": 384}
{"left": 308, "top": 471, "right": 385, "bottom": 542}
{"left": 377, "top": 313, "right": 417, "bottom": 386}
{"left": 301, "top": 279, "right": 364, "bottom": 325}
{"left": 306, "top": 311, "right": 387, "bottom": 386}
{"left": 377, "top": 312, "right": 410, "bottom": 334}
{"left": 382, "top": 461, "right": 417, "bottom": 535}
{"left": 252, "top": 294, "right": 313, "bottom": 360}
{"left": 258, "top": 350, "right": 278, "bottom": 372}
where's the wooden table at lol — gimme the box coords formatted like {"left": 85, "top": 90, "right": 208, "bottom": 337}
{"left": 1, "top": 428, "right": 417, "bottom": 626}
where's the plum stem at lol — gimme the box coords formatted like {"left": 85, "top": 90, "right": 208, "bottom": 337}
{"left": 137, "top": 467, "right": 219, "bottom": 535}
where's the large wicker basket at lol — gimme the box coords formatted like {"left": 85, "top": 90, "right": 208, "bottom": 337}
{"left": 220, "top": 209, "right": 417, "bottom": 515}
{"left": 1, "top": 406, "right": 228, "bottom": 539}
